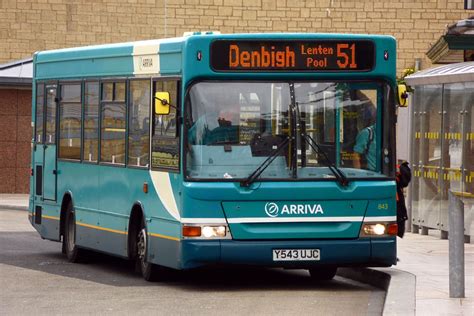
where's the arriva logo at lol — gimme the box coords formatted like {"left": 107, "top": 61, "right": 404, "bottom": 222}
{"left": 264, "top": 202, "right": 324, "bottom": 217}
{"left": 264, "top": 202, "right": 279, "bottom": 217}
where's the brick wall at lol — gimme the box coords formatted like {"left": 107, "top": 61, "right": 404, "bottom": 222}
{"left": 0, "top": 0, "right": 471, "bottom": 73}
{"left": 0, "top": 89, "right": 32, "bottom": 193}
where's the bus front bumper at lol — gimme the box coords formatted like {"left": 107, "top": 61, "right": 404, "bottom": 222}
{"left": 179, "top": 237, "right": 396, "bottom": 269}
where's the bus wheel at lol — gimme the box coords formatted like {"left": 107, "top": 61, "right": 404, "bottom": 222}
{"left": 63, "top": 201, "right": 86, "bottom": 263}
{"left": 137, "top": 220, "right": 163, "bottom": 281}
{"left": 308, "top": 267, "right": 337, "bottom": 281}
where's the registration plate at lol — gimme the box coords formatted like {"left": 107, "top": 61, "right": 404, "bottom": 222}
{"left": 272, "top": 249, "right": 320, "bottom": 261}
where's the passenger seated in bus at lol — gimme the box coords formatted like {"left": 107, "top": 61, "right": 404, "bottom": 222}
{"left": 352, "top": 96, "right": 377, "bottom": 171}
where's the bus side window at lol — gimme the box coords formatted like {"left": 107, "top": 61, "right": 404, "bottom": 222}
{"left": 45, "top": 85, "right": 57, "bottom": 144}
{"left": 83, "top": 82, "right": 99, "bottom": 162}
{"left": 58, "top": 83, "right": 82, "bottom": 160}
{"left": 100, "top": 81, "right": 126, "bottom": 165}
{"left": 128, "top": 80, "right": 150, "bottom": 167}
{"left": 151, "top": 80, "right": 180, "bottom": 171}
{"left": 35, "top": 83, "right": 44, "bottom": 144}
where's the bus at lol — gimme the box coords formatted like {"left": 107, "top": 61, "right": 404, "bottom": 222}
{"left": 29, "top": 33, "right": 399, "bottom": 281}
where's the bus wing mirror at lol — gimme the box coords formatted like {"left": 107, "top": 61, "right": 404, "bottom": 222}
{"left": 397, "top": 84, "right": 409, "bottom": 107}
{"left": 154, "top": 92, "right": 171, "bottom": 115}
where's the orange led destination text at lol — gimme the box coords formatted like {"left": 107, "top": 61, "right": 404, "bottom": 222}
{"left": 229, "top": 44, "right": 296, "bottom": 68}
{"left": 228, "top": 43, "right": 356, "bottom": 69}
{"left": 300, "top": 44, "right": 334, "bottom": 68}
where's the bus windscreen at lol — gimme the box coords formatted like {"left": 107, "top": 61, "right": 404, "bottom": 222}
{"left": 211, "top": 40, "right": 375, "bottom": 72}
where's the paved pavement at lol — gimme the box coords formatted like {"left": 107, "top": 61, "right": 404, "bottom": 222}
{"left": 396, "top": 230, "right": 473, "bottom": 316}
{"left": 1, "top": 194, "right": 473, "bottom": 315}
{"left": 0, "top": 194, "right": 28, "bottom": 210}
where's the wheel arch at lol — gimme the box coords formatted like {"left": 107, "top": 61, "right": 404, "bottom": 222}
{"left": 60, "top": 191, "right": 74, "bottom": 239}
{"left": 128, "top": 201, "right": 146, "bottom": 259}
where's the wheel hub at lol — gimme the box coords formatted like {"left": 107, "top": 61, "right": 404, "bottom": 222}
{"left": 67, "top": 211, "right": 75, "bottom": 251}
{"left": 137, "top": 228, "right": 146, "bottom": 260}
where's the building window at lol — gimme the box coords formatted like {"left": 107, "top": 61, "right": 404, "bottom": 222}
{"left": 101, "top": 81, "right": 126, "bottom": 164}
{"left": 59, "top": 83, "right": 82, "bottom": 159}
{"left": 152, "top": 80, "right": 180, "bottom": 170}
{"left": 83, "top": 82, "right": 99, "bottom": 162}
{"left": 35, "top": 83, "right": 44, "bottom": 143}
{"left": 128, "top": 80, "right": 150, "bottom": 167}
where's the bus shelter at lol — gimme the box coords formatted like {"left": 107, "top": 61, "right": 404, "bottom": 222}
{"left": 405, "top": 62, "right": 474, "bottom": 241}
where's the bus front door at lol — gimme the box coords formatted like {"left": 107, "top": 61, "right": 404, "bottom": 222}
{"left": 42, "top": 85, "right": 57, "bottom": 201}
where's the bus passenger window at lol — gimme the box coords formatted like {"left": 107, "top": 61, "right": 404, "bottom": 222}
{"left": 100, "top": 81, "right": 126, "bottom": 164}
{"left": 128, "top": 80, "right": 150, "bottom": 167}
{"left": 35, "top": 83, "right": 44, "bottom": 143}
{"left": 83, "top": 82, "right": 99, "bottom": 162}
{"left": 152, "top": 80, "right": 179, "bottom": 171}
{"left": 58, "top": 83, "right": 82, "bottom": 160}
{"left": 45, "top": 86, "right": 57, "bottom": 144}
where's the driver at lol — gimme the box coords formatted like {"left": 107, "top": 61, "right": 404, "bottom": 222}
{"left": 188, "top": 103, "right": 239, "bottom": 145}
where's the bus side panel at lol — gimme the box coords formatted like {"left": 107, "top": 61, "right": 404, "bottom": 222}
{"left": 75, "top": 225, "right": 128, "bottom": 257}
{"left": 57, "top": 162, "right": 99, "bottom": 249}
{"left": 146, "top": 171, "right": 185, "bottom": 268}
{"left": 33, "top": 202, "right": 61, "bottom": 241}
{"left": 147, "top": 218, "right": 182, "bottom": 269}
{"left": 371, "top": 237, "right": 397, "bottom": 266}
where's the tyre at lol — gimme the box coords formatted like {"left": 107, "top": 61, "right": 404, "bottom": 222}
{"left": 308, "top": 267, "right": 337, "bottom": 281}
{"left": 136, "top": 219, "right": 166, "bottom": 282}
{"left": 63, "top": 201, "right": 86, "bottom": 263}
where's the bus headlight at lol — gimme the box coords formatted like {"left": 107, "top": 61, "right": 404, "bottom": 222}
{"left": 202, "top": 226, "right": 226, "bottom": 238}
{"left": 182, "top": 225, "right": 228, "bottom": 239}
{"left": 360, "top": 223, "right": 397, "bottom": 237}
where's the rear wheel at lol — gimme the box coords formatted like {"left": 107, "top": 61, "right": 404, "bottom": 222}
{"left": 137, "top": 219, "right": 166, "bottom": 281}
{"left": 308, "top": 267, "right": 337, "bottom": 281}
{"left": 63, "top": 201, "right": 86, "bottom": 263}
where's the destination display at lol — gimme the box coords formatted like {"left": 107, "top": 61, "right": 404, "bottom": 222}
{"left": 211, "top": 40, "right": 375, "bottom": 72}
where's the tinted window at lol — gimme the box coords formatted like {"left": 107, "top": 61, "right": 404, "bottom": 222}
{"left": 101, "top": 82, "right": 126, "bottom": 164}
{"left": 35, "top": 83, "right": 44, "bottom": 143}
{"left": 45, "top": 86, "right": 57, "bottom": 144}
{"left": 128, "top": 80, "right": 150, "bottom": 167}
{"left": 152, "top": 80, "right": 179, "bottom": 170}
{"left": 59, "top": 84, "right": 82, "bottom": 159}
{"left": 83, "top": 82, "right": 99, "bottom": 162}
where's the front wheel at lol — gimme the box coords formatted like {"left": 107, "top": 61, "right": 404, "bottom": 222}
{"left": 63, "top": 201, "right": 86, "bottom": 263}
{"left": 308, "top": 267, "right": 337, "bottom": 281}
{"left": 136, "top": 220, "right": 167, "bottom": 281}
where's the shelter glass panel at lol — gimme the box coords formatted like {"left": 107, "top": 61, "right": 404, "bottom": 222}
{"left": 419, "top": 85, "right": 442, "bottom": 230}
{"left": 462, "top": 82, "right": 474, "bottom": 236}
{"left": 411, "top": 87, "right": 423, "bottom": 227}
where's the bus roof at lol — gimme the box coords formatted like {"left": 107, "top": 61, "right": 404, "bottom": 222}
{"left": 34, "top": 33, "right": 396, "bottom": 82}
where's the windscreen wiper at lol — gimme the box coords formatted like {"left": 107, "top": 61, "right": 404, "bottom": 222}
{"left": 294, "top": 101, "right": 349, "bottom": 187}
{"left": 240, "top": 137, "right": 290, "bottom": 187}
{"left": 304, "top": 134, "right": 349, "bottom": 187}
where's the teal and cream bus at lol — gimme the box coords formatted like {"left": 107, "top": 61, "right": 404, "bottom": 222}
{"left": 30, "top": 33, "right": 399, "bottom": 281}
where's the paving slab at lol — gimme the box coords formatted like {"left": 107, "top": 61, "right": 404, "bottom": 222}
{"left": 397, "top": 231, "right": 474, "bottom": 316}
{"left": 0, "top": 194, "right": 29, "bottom": 210}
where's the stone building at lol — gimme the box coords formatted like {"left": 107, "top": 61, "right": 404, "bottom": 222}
{"left": 0, "top": 0, "right": 472, "bottom": 193}
{"left": 1, "top": 0, "right": 472, "bottom": 73}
